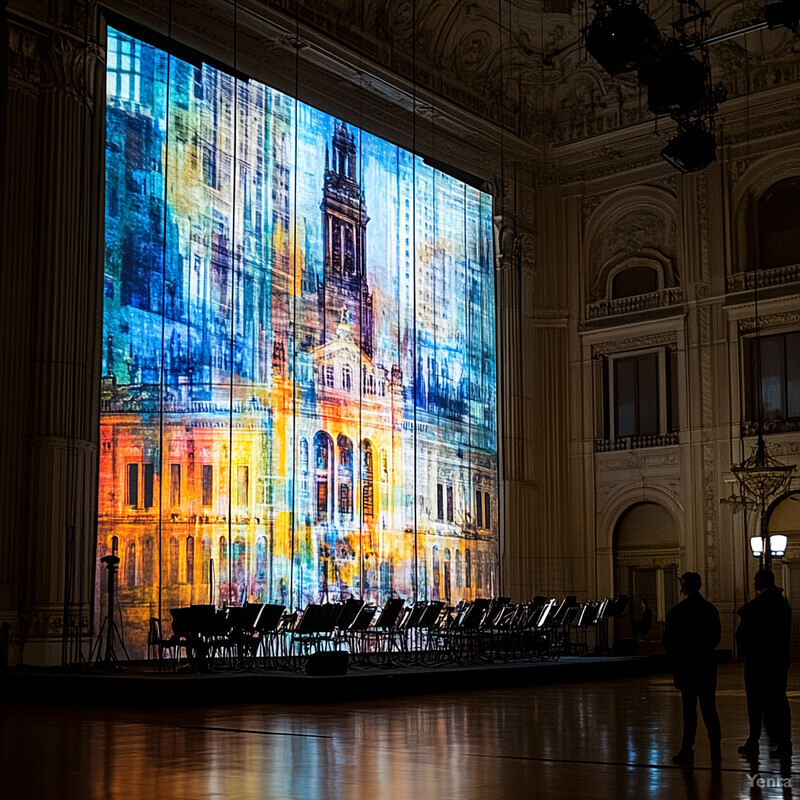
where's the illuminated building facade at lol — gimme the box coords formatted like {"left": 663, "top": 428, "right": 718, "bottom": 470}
{"left": 98, "top": 29, "right": 498, "bottom": 654}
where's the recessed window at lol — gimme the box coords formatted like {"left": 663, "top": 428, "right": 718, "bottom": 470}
{"left": 597, "top": 347, "right": 680, "bottom": 442}
{"left": 186, "top": 536, "right": 194, "bottom": 585}
{"left": 202, "top": 464, "right": 213, "bottom": 506}
{"left": 362, "top": 442, "right": 374, "bottom": 518}
{"left": 744, "top": 331, "right": 800, "bottom": 426}
{"left": 615, "top": 355, "right": 659, "bottom": 438}
{"left": 169, "top": 535, "right": 180, "bottom": 584}
{"left": 142, "top": 463, "right": 154, "bottom": 509}
{"left": 611, "top": 266, "right": 659, "bottom": 299}
{"left": 237, "top": 465, "right": 249, "bottom": 507}
{"left": 170, "top": 463, "right": 181, "bottom": 507}
{"left": 759, "top": 179, "right": 800, "bottom": 269}
{"left": 126, "top": 464, "right": 138, "bottom": 506}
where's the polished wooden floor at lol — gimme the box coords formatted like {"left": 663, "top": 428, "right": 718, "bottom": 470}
{"left": 1, "top": 664, "right": 797, "bottom": 799}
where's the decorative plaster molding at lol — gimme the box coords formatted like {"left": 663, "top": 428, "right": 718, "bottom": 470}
{"left": 761, "top": 440, "right": 800, "bottom": 458}
{"left": 699, "top": 306, "right": 713, "bottom": 436}
{"left": 696, "top": 172, "right": 709, "bottom": 283}
{"left": 596, "top": 451, "right": 681, "bottom": 471}
{"left": 591, "top": 330, "right": 678, "bottom": 356}
{"left": 737, "top": 309, "right": 800, "bottom": 334}
{"left": 7, "top": 23, "right": 42, "bottom": 93}
{"left": 702, "top": 442, "right": 719, "bottom": 597}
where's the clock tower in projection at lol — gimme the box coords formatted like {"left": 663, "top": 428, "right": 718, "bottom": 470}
{"left": 320, "top": 122, "right": 374, "bottom": 356}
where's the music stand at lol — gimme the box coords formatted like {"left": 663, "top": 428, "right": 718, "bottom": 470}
{"left": 90, "top": 555, "right": 129, "bottom": 671}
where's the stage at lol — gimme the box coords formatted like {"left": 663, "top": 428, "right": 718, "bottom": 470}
{"left": 3, "top": 653, "right": 673, "bottom": 707}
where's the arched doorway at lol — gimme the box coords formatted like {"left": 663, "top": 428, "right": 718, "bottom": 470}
{"left": 613, "top": 502, "right": 680, "bottom": 637}
{"left": 767, "top": 491, "right": 800, "bottom": 640}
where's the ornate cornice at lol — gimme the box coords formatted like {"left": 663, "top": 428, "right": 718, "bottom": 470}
{"left": 7, "top": 22, "right": 42, "bottom": 94}
{"left": 40, "top": 33, "right": 102, "bottom": 108}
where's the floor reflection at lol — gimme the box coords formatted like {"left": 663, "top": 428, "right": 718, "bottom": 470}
{"left": 1, "top": 665, "right": 797, "bottom": 799}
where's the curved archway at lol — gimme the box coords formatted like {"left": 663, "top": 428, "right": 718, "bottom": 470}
{"left": 729, "top": 150, "right": 800, "bottom": 274}
{"left": 613, "top": 501, "right": 680, "bottom": 636}
{"left": 583, "top": 186, "right": 678, "bottom": 304}
{"left": 759, "top": 178, "right": 800, "bottom": 269}
{"left": 765, "top": 491, "right": 800, "bottom": 639}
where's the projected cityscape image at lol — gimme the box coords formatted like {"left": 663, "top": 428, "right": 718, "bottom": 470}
{"left": 100, "top": 27, "right": 498, "bottom": 654}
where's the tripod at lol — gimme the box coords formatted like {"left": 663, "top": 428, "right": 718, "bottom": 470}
{"left": 90, "top": 555, "right": 130, "bottom": 671}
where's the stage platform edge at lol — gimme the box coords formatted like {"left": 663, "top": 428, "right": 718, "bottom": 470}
{"left": 1, "top": 654, "right": 676, "bottom": 707}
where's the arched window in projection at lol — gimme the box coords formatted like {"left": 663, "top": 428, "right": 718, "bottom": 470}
{"left": 186, "top": 536, "right": 194, "bottom": 585}
{"left": 432, "top": 546, "right": 441, "bottom": 601}
{"left": 201, "top": 536, "right": 211, "bottom": 584}
{"left": 99, "top": 26, "right": 499, "bottom": 655}
{"left": 337, "top": 435, "right": 353, "bottom": 517}
{"left": 125, "top": 542, "right": 136, "bottom": 586}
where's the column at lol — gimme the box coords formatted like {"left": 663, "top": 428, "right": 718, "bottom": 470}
{"left": 2, "top": 4, "right": 105, "bottom": 665}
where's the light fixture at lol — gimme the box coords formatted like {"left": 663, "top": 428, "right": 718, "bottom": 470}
{"left": 639, "top": 45, "right": 708, "bottom": 115}
{"left": 660, "top": 119, "right": 716, "bottom": 172}
{"left": 732, "top": 432, "right": 796, "bottom": 509}
{"left": 749, "top": 534, "right": 788, "bottom": 559}
{"left": 585, "top": 1, "right": 662, "bottom": 75}
{"left": 765, "top": 0, "right": 800, "bottom": 32}
{"left": 728, "top": 99, "right": 797, "bottom": 567}
{"left": 771, "top": 534, "right": 788, "bottom": 557}
{"left": 581, "top": 0, "right": 789, "bottom": 171}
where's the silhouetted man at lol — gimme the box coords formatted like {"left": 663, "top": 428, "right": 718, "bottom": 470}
{"left": 736, "top": 568, "right": 792, "bottom": 758}
{"left": 663, "top": 571, "right": 722, "bottom": 765}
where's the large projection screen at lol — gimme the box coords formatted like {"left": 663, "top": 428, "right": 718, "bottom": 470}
{"left": 100, "top": 26, "right": 499, "bottom": 655}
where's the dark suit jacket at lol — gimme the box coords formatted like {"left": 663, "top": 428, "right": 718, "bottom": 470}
{"left": 663, "top": 592, "right": 721, "bottom": 688}
{"left": 736, "top": 585, "right": 791, "bottom": 666}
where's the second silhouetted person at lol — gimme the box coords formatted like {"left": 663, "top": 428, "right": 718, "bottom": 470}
{"left": 663, "top": 571, "right": 722, "bottom": 765}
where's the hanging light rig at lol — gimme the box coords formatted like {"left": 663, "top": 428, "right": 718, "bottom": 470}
{"left": 583, "top": 0, "right": 799, "bottom": 171}
{"left": 584, "top": 0, "right": 721, "bottom": 172}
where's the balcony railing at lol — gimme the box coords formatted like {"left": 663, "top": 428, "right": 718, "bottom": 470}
{"left": 594, "top": 431, "right": 680, "bottom": 452}
{"left": 727, "top": 263, "right": 800, "bottom": 293}
{"left": 587, "top": 287, "right": 684, "bottom": 320}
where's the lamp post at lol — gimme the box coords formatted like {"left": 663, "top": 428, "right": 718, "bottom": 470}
{"left": 748, "top": 529, "right": 789, "bottom": 569}
{"left": 733, "top": 431, "right": 795, "bottom": 570}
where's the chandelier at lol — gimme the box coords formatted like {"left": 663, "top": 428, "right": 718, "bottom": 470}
{"left": 732, "top": 430, "right": 796, "bottom": 509}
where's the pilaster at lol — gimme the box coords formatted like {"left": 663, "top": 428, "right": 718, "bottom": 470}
{"left": 2, "top": 5, "right": 105, "bottom": 665}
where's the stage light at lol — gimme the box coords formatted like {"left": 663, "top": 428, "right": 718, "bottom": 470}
{"left": 585, "top": 2, "right": 662, "bottom": 75}
{"left": 765, "top": 0, "right": 800, "bottom": 32}
{"left": 660, "top": 122, "right": 716, "bottom": 172}
{"left": 639, "top": 48, "right": 708, "bottom": 115}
